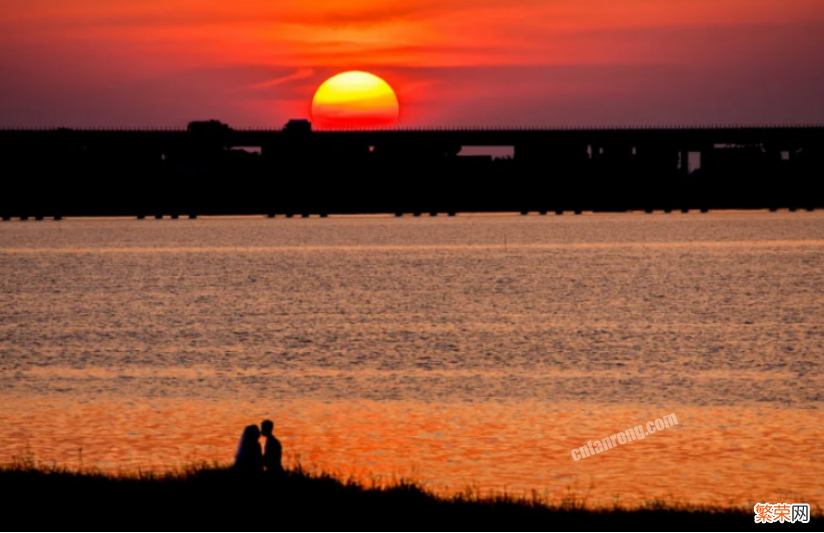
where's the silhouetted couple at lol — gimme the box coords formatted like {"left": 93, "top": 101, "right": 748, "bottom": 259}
{"left": 234, "top": 420, "right": 285, "bottom": 478}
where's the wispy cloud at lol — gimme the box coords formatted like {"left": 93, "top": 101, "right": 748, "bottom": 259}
{"left": 251, "top": 68, "right": 315, "bottom": 89}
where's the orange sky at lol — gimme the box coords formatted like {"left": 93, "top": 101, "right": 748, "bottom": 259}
{"left": 1, "top": 0, "right": 823, "bottom": 126}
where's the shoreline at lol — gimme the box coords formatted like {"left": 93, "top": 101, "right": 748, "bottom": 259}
{"left": 3, "top": 462, "right": 816, "bottom": 530}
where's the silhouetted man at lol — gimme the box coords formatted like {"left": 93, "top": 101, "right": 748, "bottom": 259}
{"left": 261, "top": 419, "right": 285, "bottom": 478}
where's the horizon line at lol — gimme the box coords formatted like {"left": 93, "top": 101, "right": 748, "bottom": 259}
{"left": 2, "top": 123, "right": 824, "bottom": 133}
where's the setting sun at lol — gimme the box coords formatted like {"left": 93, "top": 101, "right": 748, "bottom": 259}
{"left": 311, "top": 71, "right": 400, "bottom": 130}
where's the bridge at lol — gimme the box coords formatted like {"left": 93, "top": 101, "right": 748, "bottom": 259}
{"left": 1, "top": 122, "right": 822, "bottom": 219}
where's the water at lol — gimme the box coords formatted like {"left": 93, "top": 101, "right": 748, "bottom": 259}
{"left": 1, "top": 213, "right": 822, "bottom": 506}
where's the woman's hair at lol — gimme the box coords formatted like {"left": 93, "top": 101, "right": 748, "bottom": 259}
{"left": 235, "top": 425, "right": 261, "bottom": 465}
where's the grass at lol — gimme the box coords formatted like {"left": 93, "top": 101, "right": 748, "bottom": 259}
{"left": 1, "top": 458, "right": 816, "bottom": 530}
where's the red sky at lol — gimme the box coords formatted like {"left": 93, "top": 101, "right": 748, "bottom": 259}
{"left": 1, "top": 0, "right": 823, "bottom": 127}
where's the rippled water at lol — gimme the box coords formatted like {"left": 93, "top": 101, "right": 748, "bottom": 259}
{"left": 1, "top": 213, "right": 822, "bottom": 506}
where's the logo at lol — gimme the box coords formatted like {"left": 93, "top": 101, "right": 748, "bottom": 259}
{"left": 754, "top": 503, "right": 810, "bottom": 524}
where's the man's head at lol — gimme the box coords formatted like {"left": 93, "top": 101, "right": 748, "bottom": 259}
{"left": 261, "top": 419, "right": 274, "bottom": 437}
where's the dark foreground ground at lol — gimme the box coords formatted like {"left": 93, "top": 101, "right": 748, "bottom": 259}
{"left": 1, "top": 464, "right": 816, "bottom": 531}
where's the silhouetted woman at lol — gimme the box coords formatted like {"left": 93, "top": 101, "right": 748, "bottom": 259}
{"left": 234, "top": 424, "right": 263, "bottom": 475}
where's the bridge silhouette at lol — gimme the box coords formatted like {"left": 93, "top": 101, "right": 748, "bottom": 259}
{"left": 1, "top": 121, "right": 822, "bottom": 219}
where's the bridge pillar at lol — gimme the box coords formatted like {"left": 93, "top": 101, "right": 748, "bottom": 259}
{"left": 680, "top": 151, "right": 690, "bottom": 174}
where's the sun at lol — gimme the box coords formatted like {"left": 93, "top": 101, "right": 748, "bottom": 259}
{"left": 312, "top": 71, "right": 399, "bottom": 129}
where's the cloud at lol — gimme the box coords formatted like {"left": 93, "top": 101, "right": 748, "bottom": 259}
{"left": 251, "top": 68, "right": 315, "bottom": 89}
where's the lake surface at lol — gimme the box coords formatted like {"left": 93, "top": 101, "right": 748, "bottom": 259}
{"left": 1, "top": 212, "right": 822, "bottom": 507}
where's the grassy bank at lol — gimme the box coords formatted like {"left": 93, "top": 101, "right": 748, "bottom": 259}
{"left": 0, "top": 462, "right": 811, "bottom": 530}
